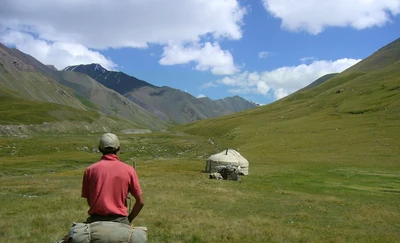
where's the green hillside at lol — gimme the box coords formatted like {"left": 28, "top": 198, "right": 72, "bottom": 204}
{"left": 162, "top": 40, "right": 400, "bottom": 241}
{"left": 0, "top": 39, "right": 399, "bottom": 242}
{"left": 299, "top": 73, "right": 338, "bottom": 91}
{"left": 0, "top": 96, "right": 97, "bottom": 125}
{"left": 0, "top": 43, "right": 169, "bottom": 132}
{"left": 346, "top": 38, "right": 400, "bottom": 72}
{"left": 0, "top": 92, "right": 149, "bottom": 135}
{"left": 174, "top": 38, "right": 400, "bottom": 163}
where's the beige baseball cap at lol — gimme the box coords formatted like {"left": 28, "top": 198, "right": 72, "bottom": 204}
{"left": 99, "top": 133, "right": 120, "bottom": 151}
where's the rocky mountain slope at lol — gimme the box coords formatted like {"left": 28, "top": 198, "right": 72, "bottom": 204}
{"left": 64, "top": 64, "right": 258, "bottom": 124}
{"left": 0, "top": 43, "right": 169, "bottom": 133}
{"left": 0, "top": 42, "right": 258, "bottom": 133}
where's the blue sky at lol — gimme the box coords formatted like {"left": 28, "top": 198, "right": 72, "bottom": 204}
{"left": 1, "top": 0, "right": 399, "bottom": 105}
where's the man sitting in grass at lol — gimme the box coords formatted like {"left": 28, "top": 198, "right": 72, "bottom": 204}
{"left": 54, "top": 133, "right": 146, "bottom": 243}
{"left": 82, "top": 132, "right": 144, "bottom": 225}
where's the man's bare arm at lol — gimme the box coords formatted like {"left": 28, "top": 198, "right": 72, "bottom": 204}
{"left": 128, "top": 194, "right": 144, "bottom": 223}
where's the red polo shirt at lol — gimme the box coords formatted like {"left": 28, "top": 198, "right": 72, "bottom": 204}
{"left": 81, "top": 154, "right": 142, "bottom": 216}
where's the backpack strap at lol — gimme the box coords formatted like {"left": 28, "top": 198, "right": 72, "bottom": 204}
{"left": 127, "top": 224, "right": 134, "bottom": 243}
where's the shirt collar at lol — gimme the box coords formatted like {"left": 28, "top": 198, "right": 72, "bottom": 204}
{"left": 101, "top": 154, "right": 119, "bottom": 161}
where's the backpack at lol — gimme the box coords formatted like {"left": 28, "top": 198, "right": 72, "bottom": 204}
{"left": 67, "top": 221, "right": 147, "bottom": 243}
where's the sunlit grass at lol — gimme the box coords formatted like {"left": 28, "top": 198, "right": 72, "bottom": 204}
{"left": 0, "top": 131, "right": 399, "bottom": 242}
{"left": 1, "top": 54, "right": 400, "bottom": 242}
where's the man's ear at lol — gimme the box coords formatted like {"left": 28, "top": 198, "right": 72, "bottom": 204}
{"left": 116, "top": 147, "right": 121, "bottom": 152}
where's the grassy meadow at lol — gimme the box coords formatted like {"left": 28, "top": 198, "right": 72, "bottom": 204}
{"left": 0, "top": 126, "right": 399, "bottom": 242}
{"left": 0, "top": 41, "right": 399, "bottom": 242}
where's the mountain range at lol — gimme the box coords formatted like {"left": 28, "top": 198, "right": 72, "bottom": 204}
{"left": 1, "top": 37, "right": 399, "bottom": 137}
{"left": 0, "top": 43, "right": 257, "bottom": 133}
{"left": 63, "top": 64, "right": 258, "bottom": 124}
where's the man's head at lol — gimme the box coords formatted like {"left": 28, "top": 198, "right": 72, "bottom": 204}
{"left": 99, "top": 133, "right": 120, "bottom": 154}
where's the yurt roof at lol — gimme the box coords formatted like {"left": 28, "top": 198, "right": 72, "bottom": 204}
{"left": 207, "top": 149, "right": 249, "bottom": 166}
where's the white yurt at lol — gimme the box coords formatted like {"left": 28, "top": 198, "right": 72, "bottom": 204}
{"left": 205, "top": 148, "right": 249, "bottom": 175}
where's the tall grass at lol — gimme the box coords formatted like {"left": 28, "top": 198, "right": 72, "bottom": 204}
{"left": 1, "top": 42, "right": 399, "bottom": 242}
{"left": 0, "top": 131, "right": 399, "bottom": 242}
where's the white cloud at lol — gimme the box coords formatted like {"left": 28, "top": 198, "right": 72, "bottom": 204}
{"left": 0, "top": 0, "right": 246, "bottom": 72}
{"left": 273, "top": 88, "right": 289, "bottom": 100}
{"left": 258, "top": 51, "right": 271, "bottom": 59}
{"left": 0, "top": 0, "right": 246, "bottom": 48}
{"left": 0, "top": 30, "right": 116, "bottom": 70}
{"left": 218, "top": 71, "right": 271, "bottom": 95}
{"left": 217, "top": 58, "right": 361, "bottom": 100}
{"left": 201, "top": 81, "right": 218, "bottom": 89}
{"left": 262, "top": 0, "right": 400, "bottom": 34}
{"left": 197, "top": 94, "right": 207, "bottom": 98}
{"left": 159, "top": 42, "right": 239, "bottom": 75}
{"left": 300, "top": 56, "right": 316, "bottom": 63}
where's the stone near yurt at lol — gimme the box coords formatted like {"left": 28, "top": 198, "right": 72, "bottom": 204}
{"left": 205, "top": 149, "right": 249, "bottom": 175}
